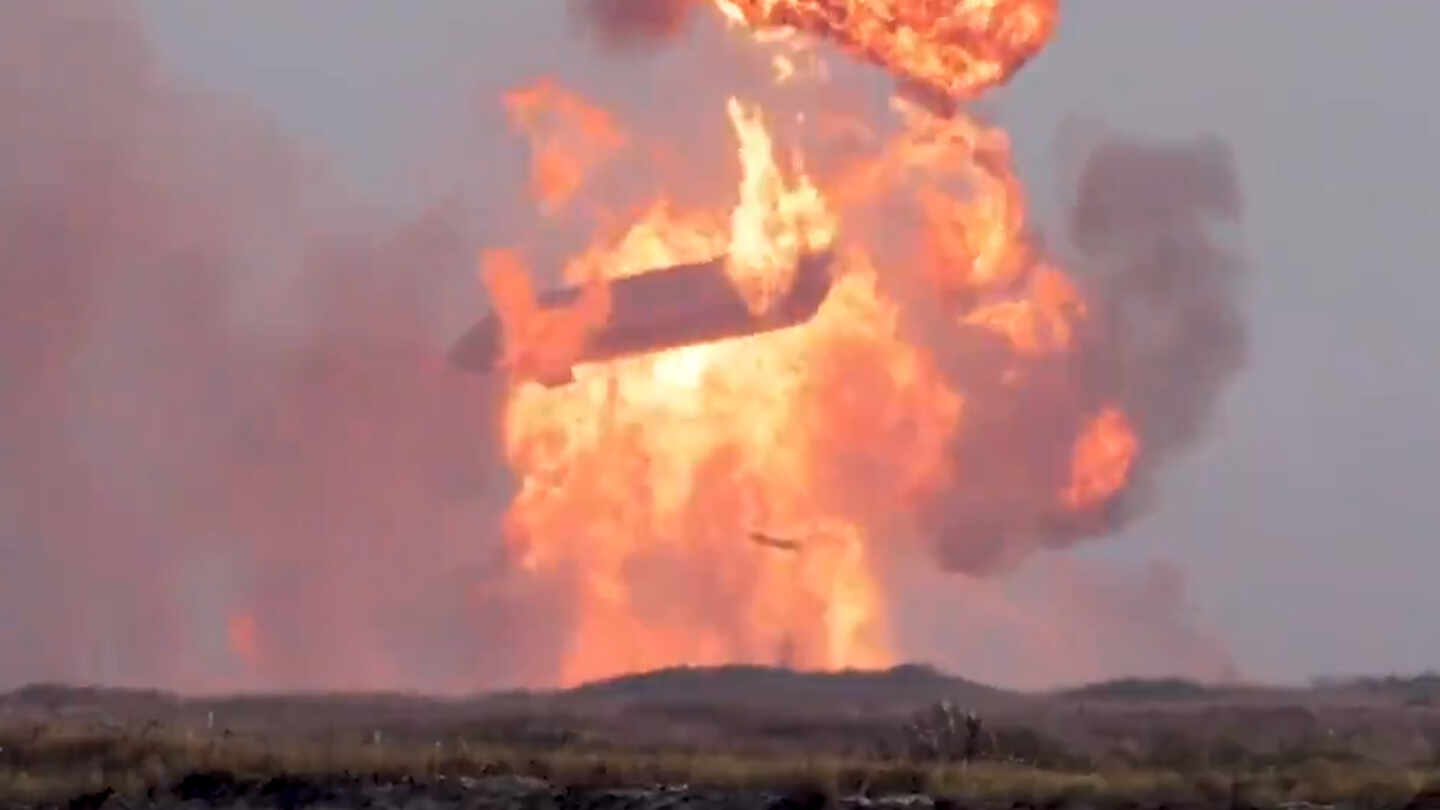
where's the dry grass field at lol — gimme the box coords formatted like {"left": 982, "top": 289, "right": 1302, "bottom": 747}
{"left": 3, "top": 666, "right": 1439, "bottom": 808}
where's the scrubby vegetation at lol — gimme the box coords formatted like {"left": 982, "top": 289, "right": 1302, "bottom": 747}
{"left": 1061, "top": 677, "right": 1218, "bottom": 701}
{"left": 3, "top": 667, "right": 1440, "bottom": 808}
{"left": 2, "top": 722, "right": 1437, "bottom": 808}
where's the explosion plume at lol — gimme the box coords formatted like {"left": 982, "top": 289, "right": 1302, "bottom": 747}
{"left": 0, "top": 1, "right": 1247, "bottom": 692}
{"left": 480, "top": 2, "right": 1247, "bottom": 684}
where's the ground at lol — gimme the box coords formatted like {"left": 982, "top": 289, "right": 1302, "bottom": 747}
{"left": 2, "top": 666, "right": 1439, "bottom": 809}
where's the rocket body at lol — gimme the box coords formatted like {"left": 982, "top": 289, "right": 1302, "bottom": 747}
{"left": 450, "top": 252, "right": 834, "bottom": 385}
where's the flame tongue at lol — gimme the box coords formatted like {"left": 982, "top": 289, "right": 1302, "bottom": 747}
{"left": 726, "top": 97, "right": 836, "bottom": 315}
{"left": 1064, "top": 406, "right": 1139, "bottom": 510}
{"left": 504, "top": 80, "right": 626, "bottom": 212}
{"left": 713, "top": 0, "right": 1060, "bottom": 99}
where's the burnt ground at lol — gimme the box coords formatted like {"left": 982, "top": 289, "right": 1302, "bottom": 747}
{"left": 23, "top": 773, "right": 1440, "bottom": 810}
{"left": 36, "top": 774, "right": 843, "bottom": 810}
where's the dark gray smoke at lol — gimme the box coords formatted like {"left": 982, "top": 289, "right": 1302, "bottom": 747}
{"left": 570, "top": 0, "right": 701, "bottom": 50}
{"left": 0, "top": 0, "right": 557, "bottom": 692}
{"left": 918, "top": 133, "right": 1248, "bottom": 575}
{"left": 1074, "top": 136, "right": 1248, "bottom": 463}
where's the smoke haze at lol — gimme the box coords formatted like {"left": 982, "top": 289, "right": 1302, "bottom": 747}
{"left": 0, "top": 0, "right": 550, "bottom": 692}
{"left": 1075, "top": 135, "right": 1247, "bottom": 461}
{"left": 3, "top": 1, "right": 1251, "bottom": 692}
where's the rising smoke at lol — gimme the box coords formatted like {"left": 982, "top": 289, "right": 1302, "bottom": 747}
{"left": 917, "top": 132, "right": 1248, "bottom": 574}
{"left": 1073, "top": 134, "right": 1247, "bottom": 465}
{"left": 1, "top": 1, "right": 1252, "bottom": 692}
{"left": 897, "top": 557, "right": 1238, "bottom": 689}
{"left": 0, "top": 1, "right": 552, "bottom": 692}
{"left": 570, "top": 0, "right": 701, "bottom": 50}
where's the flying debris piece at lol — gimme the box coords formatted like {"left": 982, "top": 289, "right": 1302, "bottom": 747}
{"left": 450, "top": 251, "right": 835, "bottom": 386}
{"left": 894, "top": 78, "right": 959, "bottom": 119}
{"left": 748, "top": 531, "right": 803, "bottom": 552}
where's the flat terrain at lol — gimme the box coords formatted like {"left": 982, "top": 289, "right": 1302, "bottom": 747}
{"left": 3, "top": 666, "right": 1439, "bottom": 809}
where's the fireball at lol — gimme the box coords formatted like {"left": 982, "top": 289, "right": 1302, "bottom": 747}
{"left": 473, "top": 0, "right": 1138, "bottom": 686}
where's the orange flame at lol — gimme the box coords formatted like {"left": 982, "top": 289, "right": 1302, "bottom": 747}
{"left": 1064, "top": 406, "right": 1140, "bottom": 510}
{"left": 725, "top": 97, "right": 836, "bottom": 314}
{"left": 713, "top": 0, "right": 1059, "bottom": 99}
{"left": 965, "top": 267, "right": 1086, "bottom": 354}
{"left": 504, "top": 79, "right": 626, "bottom": 212}
{"left": 482, "top": 4, "right": 1140, "bottom": 685}
{"left": 495, "top": 107, "right": 946, "bottom": 684}
{"left": 481, "top": 248, "right": 611, "bottom": 384}
{"left": 227, "top": 613, "right": 260, "bottom": 669}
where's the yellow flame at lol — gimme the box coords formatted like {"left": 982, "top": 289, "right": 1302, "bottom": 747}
{"left": 725, "top": 98, "right": 837, "bottom": 315}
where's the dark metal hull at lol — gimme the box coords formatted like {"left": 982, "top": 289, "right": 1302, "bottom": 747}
{"left": 449, "top": 252, "right": 834, "bottom": 386}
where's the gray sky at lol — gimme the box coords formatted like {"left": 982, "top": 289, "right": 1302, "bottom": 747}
{"left": 134, "top": 1, "right": 1440, "bottom": 684}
